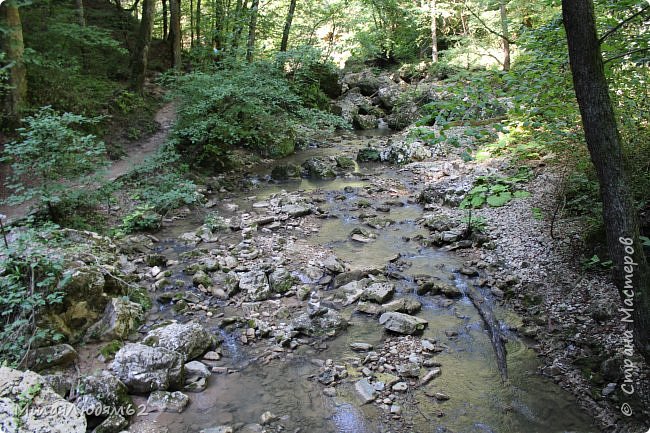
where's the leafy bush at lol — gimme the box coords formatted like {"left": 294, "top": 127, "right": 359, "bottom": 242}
{"left": 460, "top": 168, "right": 532, "bottom": 209}
{"left": 169, "top": 58, "right": 348, "bottom": 171}
{"left": 118, "top": 205, "right": 162, "bottom": 234}
{"left": 1, "top": 107, "right": 107, "bottom": 220}
{"left": 0, "top": 224, "right": 66, "bottom": 366}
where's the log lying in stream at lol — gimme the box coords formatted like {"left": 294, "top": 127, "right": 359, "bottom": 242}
{"left": 465, "top": 285, "right": 508, "bottom": 381}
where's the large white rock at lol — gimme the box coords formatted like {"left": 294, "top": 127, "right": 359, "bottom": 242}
{"left": 0, "top": 367, "right": 86, "bottom": 433}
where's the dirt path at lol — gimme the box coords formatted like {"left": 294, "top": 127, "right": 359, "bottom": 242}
{"left": 0, "top": 102, "right": 176, "bottom": 223}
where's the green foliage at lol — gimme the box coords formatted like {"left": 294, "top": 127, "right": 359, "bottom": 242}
{"left": 204, "top": 212, "right": 229, "bottom": 233}
{"left": 462, "top": 213, "right": 487, "bottom": 233}
{"left": 169, "top": 58, "right": 348, "bottom": 170}
{"left": 460, "top": 168, "right": 532, "bottom": 209}
{"left": 1, "top": 107, "right": 107, "bottom": 219}
{"left": 118, "top": 205, "right": 161, "bottom": 234}
{"left": 582, "top": 254, "right": 613, "bottom": 271}
{"left": 116, "top": 144, "right": 200, "bottom": 214}
{"left": 0, "top": 224, "right": 66, "bottom": 366}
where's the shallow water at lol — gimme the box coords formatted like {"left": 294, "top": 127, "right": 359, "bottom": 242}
{"left": 139, "top": 131, "right": 596, "bottom": 433}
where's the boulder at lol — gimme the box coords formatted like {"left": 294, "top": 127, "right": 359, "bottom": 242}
{"left": 213, "top": 271, "right": 240, "bottom": 297}
{"left": 143, "top": 322, "right": 215, "bottom": 361}
{"left": 379, "top": 312, "right": 428, "bottom": 334}
{"left": 302, "top": 157, "right": 337, "bottom": 179}
{"left": 377, "top": 85, "right": 402, "bottom": 110}
{"left": 381, "top": 139, "right": 432, "bottom": 165}
{"left": 86, "top": 297, "right": 144, "bottom": 341}
{"left": 111, "top": 343, "right": 184, "bottom": 393}
{"left": 353, "top": 114, "right": 379, "bottom": 130}
{"left": 92, "top": 413, "right": 128, "bottom": 433}
{"left": 291, "top": 308, "right": 347, "bottom": 337}
{"left": 24, "top": 344, "right": 78, "bottom": 372}
{"left": 361, "top": 282, "right": 395, "bottom": 304}
{"left": 74, "top": 371, "right": 133, "bottom": 420}
{"left": 0, "top": 367, "right": 86, "bottom": 433}
{"left": 268, "top": 268, "right": 295, "bottom": 294}
{"left": 386, "top": 101, "right": 420, "bottom": 130}
{"left": 343, "top": 71, "right": 381, "bottom": 96}
{"left": 146, "top": 391, "right": 189, "bottom": 413}
{"left": 356, "top": 147, "right": 382, "bottom": 163}
{"left": 237, "top": 270, "right": 271, "bottom": 301}
{"left": 382, "top": 298, "right": 422, "bottom": 314}
{"left": 354, "top": 378, "right": 377, "bottom": 404}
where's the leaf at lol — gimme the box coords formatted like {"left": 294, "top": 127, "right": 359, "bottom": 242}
{"left": 486, "top": 192, "right": 513, "bottom": 207}
{"left": 513, "top": 190, "right": 531, "bottom": 198}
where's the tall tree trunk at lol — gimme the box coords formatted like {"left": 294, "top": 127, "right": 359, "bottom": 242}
{"left": 170, "top": 0, "right": 182, "bottom": 68}
{"left": 130, "top": 0, "right": 154, "bottom": 95}
{"left": 190, "top": 0, "right": 194, "bottom": 47}
{"left": 0, "top": 0, "right": 27, "bottom": 128}
{"left": 563, "top": 0, "right": 650, "bottom": 362}
{"left": 231, "top": 0, "right": 245, "bottom": 51}
{"left": 280, "top": 0, "right": 297, "bottom": 52}
{"left": 430, "top": 0, "right": 438, "bottom": 62}
{"left": 75, "top": 0, "right": 86, "bottom": 26}
{"left": 245, "top": 0, "right": 258, "bottom": 61}
{"left": 162, "top": 0, "right": 168, "bottom": 39}
{"left": 195, "top": 0, "right": 201, "bottom": 44}
{"left": 214, "top": 0, "right": 224, "bottom": 49}
{"left": 499, "top": 0, "right": 510, "bottom": 71}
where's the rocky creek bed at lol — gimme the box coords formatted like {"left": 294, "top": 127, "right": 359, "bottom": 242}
{"left": 2, "top": 121, "right": 648, "bottom": 432}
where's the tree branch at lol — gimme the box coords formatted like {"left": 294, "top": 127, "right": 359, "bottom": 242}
{"left": 603, "top": 47, "right": 649, "bottom": 64}
{"left": 598, "top": 4, "right": 650, "bottom": 45}
{"left": 463, "top": 0, "right": 514, "bottom": 45}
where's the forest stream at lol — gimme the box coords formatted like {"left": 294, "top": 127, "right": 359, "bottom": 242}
{"left": 82, "top": 127, "right": 598, "bottom": 433}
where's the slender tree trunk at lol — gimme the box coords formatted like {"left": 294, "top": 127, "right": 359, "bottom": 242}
{"left": 190, "top": 0, "right": 194, "bottom": 47}
{"left": 245, "top": 0, "right": 258, "bottom": 61}
{"left": 563, "top": 0, "right": 650, "bottom": 362}
{"left": 0, "top": 0, "right": 27, "bottom": 128}
{"left": 162, "top": 0, "right": 168, "bottom": 39}
{"left": 195, "top": 0, "right": 201, "bottom": 44}
{"left": 170, "top": 0, "right": 182, "bottom": 68}
{"left": 214, "top": 0, "right": 224, "bottom": 49}
{"left": 280, "top": 0, "right": 297, "bottom": 52}
{"left": 231, "top": 0, "right": 245, "bottom": 51}
{"left": 499, "top": 0, "right": 510, "bottom": 71}
{"left": 131, "top": 0, "right": 154, "bottom": 95}
{"left": 75, "top": 0, "right": 86, "bottom": 26}
{"left": 431, "top": 0, "right": 438, "bottom": 62}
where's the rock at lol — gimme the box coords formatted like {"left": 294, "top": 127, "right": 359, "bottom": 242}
{"left": 280, "top": 204, "right": 312, "bottom": 218}
{"left": 361, "top": 282, "right": 395, "bottom": 304}
{"left": 238, "top": 270, "right": 271, "bottom": 301}
{"left": 386, "top": 101, "right": 420, "bottom": 130}
{"left": 337, "top": 280, "right": 367, "bottom": 306}
{"left": 147, "top": 390, "right": 189, "bottom": 413}
{"left": 357, "top": 146, "right": 382, "bottom": 163}
{"left": 320, "top": 255, "right": 345, "bottom": 274}
{"left": 24, "top": 344, "right": 78, "bottom": 372}
{"left": 92, "top": 413, "right": 128, "bottom": 433}
{"left": 292, "top": 308, "right": 347, "bottom": 337}
{"left": 74, "top": 372, "right": 133, "bottom": 420}
{"left": 390, "top": 404, "right": 402, "bottom": 415}
{"left": 0, "top": 367, "right": 86, "bottom": 432}
{"left": 333, "top": 269, "right": 378, "bottom": 288}
{"left": 355, "top": 378, "right": 377, "bottom": 404}
{"left": 382, "top": 298, "right": 422, "bottom": 314}
{"left": 350, "top": 342, "right": 374, "bottom": 351}
{"left": 259, "top": 411, "right": 277, "bottom": 425}
{"left": 144, "top": 322, "right": 215, "bottom": 361}
{"left": 268, "top": 268, "right": 296, "bottom": 294}
{"left": 203, "top": 351, "right": 221, "bottom": 361}
{"left": 199, "top": 427, "right": 234, "bottom": 433}
{"left": 421, "top": 339, "right": 436, "bottom": 352}
{"left": 192, "top": 270, "right": 213, "bottom": 287}
{"left": 377, "top": 86, "right": 402, "bottom": 110}
{"left": 271, "top": 164, "right": 302, "bottom": 180}
{"left": 86, "top": 297, "right": 144, "bottom": 341}
{"left": 213, "top": 271, "right": 240, "bottom": 296}
{"left": 323, "top": 387, "right": 337, "bottom": 397}
{"left": 355, "top": 301, "right": 384, "bottom": 316}
{"left": 392, "top": 382, "right": 408, "bottom": 392}
{"left": 302, "top": 157, "right": 337, "bottom": 179}
{"left": 111, "top": 343, "right": 184, "bottom": 393}
{"left": 381, "top": 139, "right": 432, "bottom": 165}
{"left": 440, "top": 283, "right": 463, "bottom": 299}
{"left": 184, "top": 361, "right": 212, "bottom": 379}
{"left": 397, "top": 363, "right": 420, "bottom": 378}
{"left": 353, "top": 114, "right": 379, "bottom": 130}
{"left": 419, "top": 368, "right": 441, "bottom": 386}
{"left": 379, "top": 312, "right": 428, "bottom": 334}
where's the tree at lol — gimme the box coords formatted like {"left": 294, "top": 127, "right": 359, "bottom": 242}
{"left": 0, "top": 0, "right": 27, "bottom": 128}
{"left": 563, "top": 0, "right": 650, "bottom": 362}
{"left": 76, "top": 0, "right": 86, "bottom": 26}
{"left": 195, "top": 0, "right": 201, "bottom": 43}
{"left": 499, "top": 0, "right": 510, "bottom": 71}
{"left": 431, "top": 0, "right": 438, "bottom": 62}
{"left": 162, "top": 0, "right": 168, "bottom": 39}
{"left": 1, "top": 107, "right": 107, "bottom": 220}
{"left": 246, "top": 0, "right": 259, "bottom": 61}
{"left": 280, "top": 0, "right": 298, "bottom": 52}
{"left": 170, "top": 0, "right": 182, "bottom": 68}
{"left": 131, "top": 0, "right": 155, "bottom": 94}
